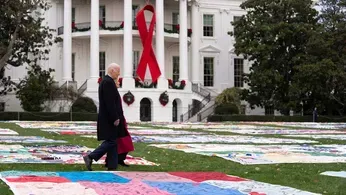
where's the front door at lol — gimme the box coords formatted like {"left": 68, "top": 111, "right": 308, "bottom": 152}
{"left": 140, "top": 98, "right": 151, "bottom": 121}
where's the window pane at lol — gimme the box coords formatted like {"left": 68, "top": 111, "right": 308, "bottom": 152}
{"left": 203, "top": 14, "right": 214, "bottom": 37}
{"left": 133, "top": 51, "right": 139, "bottom": 77}
{"left": 172, "top": 13, "right": 179, "bottom": 24}
{"left": 234, "top": 58, "right": 244, "bottom": 87}
{"left": 173, "top": 56, "right": 179, "bottom": 81}
{"left": 241, "top": 105, "right": 246, "bottom": 115}
{"left": 72, "top": 8, "right": 75, "bottom": 23}
{"left": 203, "top": 15, "right": 213, "bottom": 26}
{"left": 132, "top": 5, "right": 139, "bottom": 27}
{"left": 203, "top": 57, "right": 214, "bottom": 87}
{"left": 99, "top": 52, "right": 106, "bottom": 77}
{"left": 233, "top": 16, "right": 242, "bottom": 36}
{"left": 72, "top": 53, "right": 75, "bottom": 81}
{"left": 203, "top": 27, "right": 213, "bottom": 36}
{"left": 99, "top": 6, "right": 106, "bottom": 24}
{"left": 265, "top": 106, "right": 274, "bottom": 115}
{"left": 233, "top": 16, "right": 241, "bottom": 22}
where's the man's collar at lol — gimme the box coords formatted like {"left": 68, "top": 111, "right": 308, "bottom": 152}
{"left": 106, "top": 75, "right": 117, "bottom": 81}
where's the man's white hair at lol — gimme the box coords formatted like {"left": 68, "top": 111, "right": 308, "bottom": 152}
{"left": 107, "top": 63, "right": 120, "bottom": 74}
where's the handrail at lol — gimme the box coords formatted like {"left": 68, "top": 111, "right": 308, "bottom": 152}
{"left": 180, "top": 94, "right": 210, "bottom": 122}
{"left": 78, "top": 80, "right": 88, "bottom": 95}
{"left": 56, "top": 81, "right": 77, "bottom": 100}
{"left": 197, "top": 102, "right": 216, "bottom": 122}
{"left": 60, "top": 81, "right": 67, "bottom": 89}
{"left": 180, "top": 83, "right": 211, "bottom": 122}
{"left": 192, "top": 83, "right": 210, "bottom": 100}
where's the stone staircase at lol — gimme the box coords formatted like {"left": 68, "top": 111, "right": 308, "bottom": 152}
{"left": 180, "top": 83, "right": 217, "bottom": 122}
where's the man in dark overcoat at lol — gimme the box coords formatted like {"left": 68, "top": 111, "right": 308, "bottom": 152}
{"left": 83, "top": 63, "right": 122, "bottom": 171}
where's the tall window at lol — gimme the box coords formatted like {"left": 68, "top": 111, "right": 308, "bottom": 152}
{"left": 72, "top": 53, "right": 75, "bottom": 81}
{"left": 234, "top": 58, "right": 244, "bottom": 88}
{"left": 172, "top": 12, "right": 179, "bottom": 31}
{"left": 203, "top": 57, "right": 214, "bottom": 87}
{"left": 99, "top": 52, "right": 106, "bottom": 78}
{"left": 172, "top": 56, "right": 179, "bottom": 81}
{"left": 233, "top": 16, "right": 241, "bottom": 22}
{"left": 71, "top": 7, "right": 76, "bottom": 32}
{"left": 133, "top": 51, "right": 140, "bottom": 77}
{"left": 132, "top": 5, "right": 139, "bottom": 27}
{"left": 240, "top": 105, "right": 246, "bottom": 115}
{"left": 265, "top": 105, "right": 274, "bottom": 115}
{"left": 233, "top": 16, "right": 241, "bottom": 36}
{"left": 0, "top": 102, "right": 4, "bottom": 112}
{"left": 203, "top": 14, "right": 214, "bottom": 37}
{"left": 72, "top": 8, "right": 76, "bottom": 23}
{"left": 172, "top": 100, "right": 177, "bottom": 122}
{"left": 99, "top": 6, "right": 106, "bottom": 25}
{"left": 172, "top": 12, "right": 179, "bottom": 24}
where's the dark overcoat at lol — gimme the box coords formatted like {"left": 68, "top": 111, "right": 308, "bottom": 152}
{"left": 97, "top": 75, "right": 123, "bottom": 141}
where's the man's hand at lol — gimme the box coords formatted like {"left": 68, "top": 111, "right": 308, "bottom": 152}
{"left": 114, "top": 119, "right": 120, "bottom": 126}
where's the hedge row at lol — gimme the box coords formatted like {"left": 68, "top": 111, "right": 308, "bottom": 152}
{"left": 2, "top": 112, "right": 345, "bottom": 122}
{"left": 208, "top": 114, "right": 346, "bottom": 122}
{"left": 0, "top": 112, "right": 97, "bottom": 121}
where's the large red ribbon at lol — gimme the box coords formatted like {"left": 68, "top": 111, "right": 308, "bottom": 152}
{"left": 136, "top": 5, "right": 161, "bottom": 82}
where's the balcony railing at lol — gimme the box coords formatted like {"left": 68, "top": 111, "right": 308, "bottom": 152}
{"left": 135, "top": 78, "right": 157, "bottom": 88}
{"left": 58, "top": 21, "right": 123, "bottom": 35}
{"left": 57, "top": 21, "right": 192, "bottom": 37}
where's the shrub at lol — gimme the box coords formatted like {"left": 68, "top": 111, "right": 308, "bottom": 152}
{"left": 71, "top": 97, "right": 97, "bottom": 113}
{"left": 215, "top": 88, "right": 242, "bottom": 109}
{"left": 215, "top": 103, "right": 240, "bottom": 115}
{"left": 16, "top": 64, "right": 55, "bottom": 112}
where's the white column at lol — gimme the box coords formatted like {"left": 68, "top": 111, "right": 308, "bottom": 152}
{"left": 191, "top": 0, "right": 200, "bottom": 83}
{"left": 179, "top": 0, "right": 189, "bottom": 82}
{"left": 156, "top": 0, "right": 167, "bottom": 89}
{"left": 63, "top": 0, "right": 72, "bottom": 82}
{"left": 123, "top": 0, "right": 134, "bottom": 89}
{"left": 90, "top": 0, "right": 99, "bottom": 80}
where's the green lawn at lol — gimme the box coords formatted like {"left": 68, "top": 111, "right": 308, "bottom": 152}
{"left": 0, "top": 122, "right": 345, "bottom": 195}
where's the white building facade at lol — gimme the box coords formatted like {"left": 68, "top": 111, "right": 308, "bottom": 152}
{"left": 3, "top": 0, "right": 268, "bottom": 122}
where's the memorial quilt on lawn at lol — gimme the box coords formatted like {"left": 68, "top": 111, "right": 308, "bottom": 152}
{"left": 205, "top": 129, "right": 346, "bottom": 135}
{"left": 0, "top": 171, "right": 317, "bottom": 195}
{"left": 150, "top": 144, "right": 346, "bottom": 165}
{"left": 14, "top": 121, "right": 97, "bottom": 129}
{"left": 0, "top": 136, "right": 67, "bottom": 144}
{"left": 154, "top": 123, "right": 279, "bottom": 130}
{"left": 129, "top": 129, "right": 208, "bottom": 135}
{"left": 13, "top": 121, "right": 144, "bottom": 130}
{"left": 42, "top": 129, "right": 97, "bottom": 135}
{"left": 320, "top": 171, "right": 346, "bottom": 178}
{"left": 131, "top": 135, "right": 318, "bottom": 144}
{"left": 43, "top": 129, "right": 207, "bottom": 135}
{"left": 242, "top": 122, "right": 346, "bottom": 130}
{"left": 0, "top": 145, "right": 157, "bottom": 166}
{"left": 283, "top": 134, "right": 346, "bottom": 140}
{"left": 0, "top": 128, "right": 18, "bottom": 135}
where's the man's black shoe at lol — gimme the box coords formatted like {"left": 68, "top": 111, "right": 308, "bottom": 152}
{"left": 83, "top": 155, "right": 93, "bottom": 171}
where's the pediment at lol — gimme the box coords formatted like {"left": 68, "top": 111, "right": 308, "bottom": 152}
{"left": 199, "top": 45, "right": 221, "bottom": 53}
{"left": 228, "top": 48, "right": 235, "bottom": 53}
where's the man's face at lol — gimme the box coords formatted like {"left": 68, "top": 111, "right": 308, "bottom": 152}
{"left": 110, "top": 67, "right": 120, "bottom": 80}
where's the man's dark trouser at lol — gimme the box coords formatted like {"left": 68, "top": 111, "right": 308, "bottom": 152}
{"left": 88, "top": 140, "right": 118, "bottom": 169}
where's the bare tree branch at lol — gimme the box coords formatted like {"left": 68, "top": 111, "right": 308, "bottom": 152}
{"left": 331, "top": 94, "right": 345, "bottom": 106}
{"left": 6, "top": 60, "right": 22, "bottom": 67}
{"left": 0, "top": 25, "right": 20, "bottom": 70}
